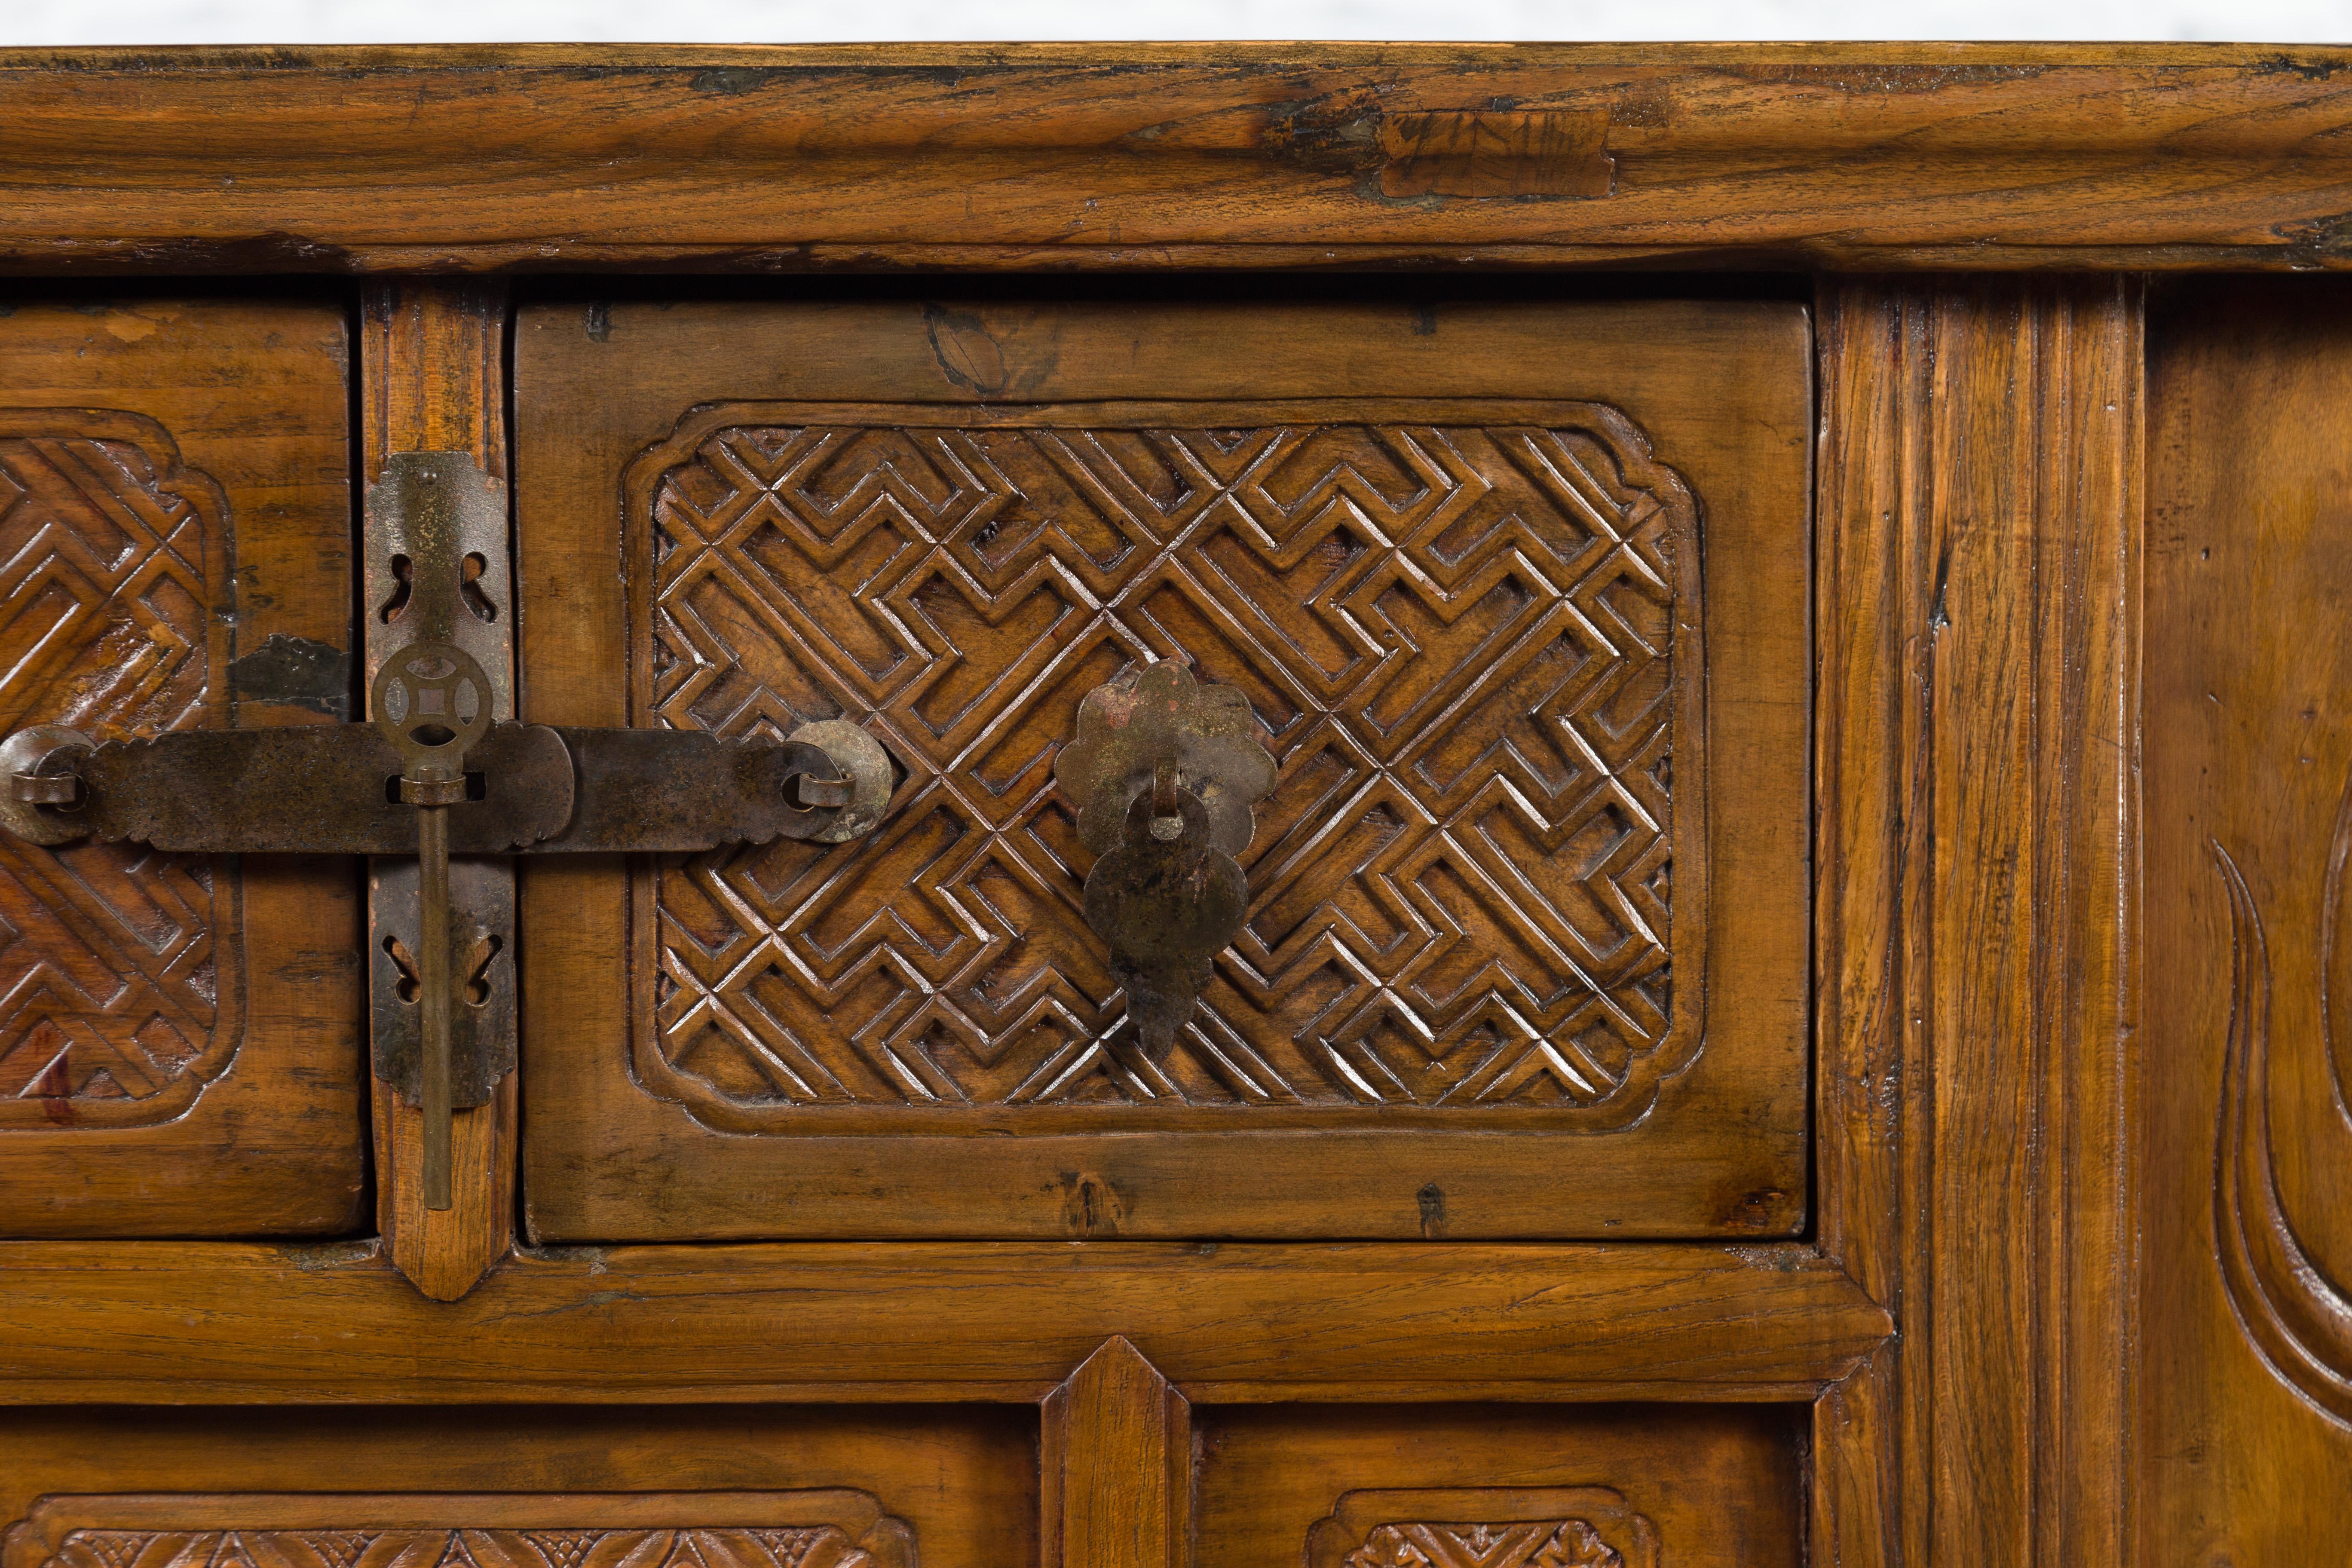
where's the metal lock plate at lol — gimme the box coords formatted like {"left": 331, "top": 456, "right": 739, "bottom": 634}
{"left": 1055, "top": 659, "right": 1277, "bottom": 1053}
{"left": 369, "top": 855, "right": 516, "bottom": 1109}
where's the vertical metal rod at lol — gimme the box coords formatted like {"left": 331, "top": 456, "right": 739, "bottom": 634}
{"left": 419, "top": 801, "right": 453, "bottom": 1210}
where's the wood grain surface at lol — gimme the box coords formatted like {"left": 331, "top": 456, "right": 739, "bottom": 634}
{"left": 1041, "top": 1340, "right": 1186, "bottom": 1568}
{"left": 5, "top": 47, "right": 2352, "bottom": 271}
{"left": 2143, "top": 277, "right": 2352, "bottom": 1565}
{"left": 1810, "top": 278, "right": 2142, "bottom": 1568}
{"left": 514, "top": 296, "right": 1810, "bottom": 1242}
{"left": 0, "top": 296, "right": 362, "bottom": 1237}
{"left": 0, "top": 1239, "right": 1889, "bottom": 1404}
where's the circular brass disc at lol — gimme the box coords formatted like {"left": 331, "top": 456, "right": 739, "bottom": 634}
{"left": 787, "top": 719, "right": 894, "bottom": 845}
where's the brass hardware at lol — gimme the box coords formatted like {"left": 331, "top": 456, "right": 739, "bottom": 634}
{"left": 1055, "top": 660, "right": 1277, "bottom": 1052}
{"left": 0, "top": 725, "right": 97, "bottom": 844}
{"left": 371, "top": 855, "right": 514, "bottom": 1117}
{"left": 374, "top": 637, "right": 494, "bottom": 1207}
{"left": 0, "top": 722, "right": 884, "bottom": 856}
{"left": 0, "top": 448, "right": 899, "bottom": 1211}
{"left": 788, "top": 717, "right": 894, "bottom": 843}
{"left": 368, "top": 451, "right": 509, "bottom": 1211}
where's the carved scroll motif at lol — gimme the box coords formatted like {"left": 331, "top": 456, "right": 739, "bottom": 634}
{"left": 633, "top": 408, "right": 1699, "bottom": 1122}
{"left": 0, "top": 413, "right": 238, "bottom": 1127}
{"left": 1305, "top": 1488, "right": 1657, "bottom": 1568}
{"left": 2213, "top": 780, "right": 2352, "bottom": 1424}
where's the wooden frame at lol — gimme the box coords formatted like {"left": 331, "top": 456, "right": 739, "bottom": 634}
{"left": 1, "top": 45, "right": 2351, "bottom": 273}
{"left": 0, "top": 40, "right": 2257, "bottom": 1568}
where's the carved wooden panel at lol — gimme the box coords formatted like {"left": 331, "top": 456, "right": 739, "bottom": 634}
{"left": 1191, "top": 1403, "right": 1798, "bottom": 1568}
{"left": 517, "top": 298, "right": 1808, "bottom": 1239}
{"left": 1306, "top": 1489, "right": 1657, "bottom": 1568}
{"left": 2211, "top": 838, "right": 2352, "bottom": 1422}
{"left": 1, "top": 1497, "right": 911, "bottom": 1568}
{"left": 628, "top": 402, "right": 1697, "bottom": 1129}
{"left": 2146, "top": 279, "right": 2352, "bottom": 1557}
{"left": 0, "top": 412, "right": 233, "bottom": 1124}
{"left": 0, "top": 297, "right": 361, "bottom": 1236}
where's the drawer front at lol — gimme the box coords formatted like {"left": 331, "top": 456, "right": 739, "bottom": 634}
{"left": 517, "top": 297, "right": 1810, "bottom": 1240}
{"left": 0, "top": 298, "right": 362, "bottom": 1236}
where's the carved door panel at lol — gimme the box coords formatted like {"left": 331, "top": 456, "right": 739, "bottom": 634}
{"left": 2145, "top": 278, "right": 2352, "bottom": 1556}
{"left": 1195, "top": 1404, "right": 1802, "bottom": 1568}
{"left": 0, "top": 298, "right": 363, "bottom": 1236}
{"left": 0, "top": 1406, "right": 1041, "bottom": 1568}
{"left": 514, "top": 297, "right": 1810, "bottom": 1240}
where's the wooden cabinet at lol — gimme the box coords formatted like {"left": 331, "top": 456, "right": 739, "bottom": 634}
{"left": 9, "top": 43, "right": 2352, "bottom": 1568}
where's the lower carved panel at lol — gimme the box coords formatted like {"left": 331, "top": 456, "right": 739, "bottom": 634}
{"left": 3, "top": 1497, "right": 912, "bottom": 1568}
{"left": 1308, "top": 1489, "right": 1657, "bottom": 1568}
{"left": 1193, "top": 1405, "right": 1799, "bottom": 1568}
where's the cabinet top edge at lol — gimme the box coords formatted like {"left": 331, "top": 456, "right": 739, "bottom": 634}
{"left": 9, "top": 48, "right": 2352, "bottom": 274}
{"left": 2, "top": 42, "right": 2351, "bottom": 68}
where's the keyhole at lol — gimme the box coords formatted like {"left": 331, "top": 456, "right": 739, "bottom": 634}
{"left": 379, "top": 554, "right": 413, "bottom": 624}
{"left": 460, "top": 551, "right": 498, "bottom": 624}
{"left": 462, "top": 932, "right": 502, "bottom": 1006}
{"left": 382, "top": 934, "right": 420, "bottom": 1004}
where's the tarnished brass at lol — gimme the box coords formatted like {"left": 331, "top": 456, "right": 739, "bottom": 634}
{"left": 374, "top": 638, "right": 496, "bottom": 1210}
{"left": 365, "top": 454, "right": 516, "bottom": 1191}
{"left": 0, "top": 725, "right": 97, "bottom": 845}
{"left": 371, "top": 856, "right": 515, "bottom": 1113}
{"left": 1058, "top": 659, "right": 1277, "bottom": 859}
{"left": 0, "top": 722, "right": 887, "bottom": 856}
{"left": 1055, "top": 660, "right": 1277, "bottom": 1053}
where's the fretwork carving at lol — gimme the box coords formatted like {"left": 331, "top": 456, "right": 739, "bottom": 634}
{"left": 1306, "top": 1488, "right": 1658, "bottom": 1568}
{"left": 3, "top": 1494, "right": 912, "bottom": 1568}
{"left": 0, "top": 412, "right": 237, "bottom": 1127}
{"left": 629, "top": 404, "right": 1702, "bottom": 1122}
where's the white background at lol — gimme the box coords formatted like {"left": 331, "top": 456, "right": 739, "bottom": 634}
{"left": 6, "top": 0, "right": 2351, "bottom": 46}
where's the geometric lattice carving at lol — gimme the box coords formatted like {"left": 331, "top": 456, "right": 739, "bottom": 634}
{"left": 41, "top": 1527, "right": 897, "bottom": 1568}
{"left": 0, "top": 412, "right": 236, "bottom": 1126}
{"left": 631, "top": 407, "right": 1698, "bottom": 1120}
{"left": 3, "top": 1495, "right": 913, "bottom": 1568}
{"left": 1306, "top": 1488, "right": 1658, "bottom": 1568}
{"left": 1343, "top": 1523, "right": 1620, "bottom": 1568}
